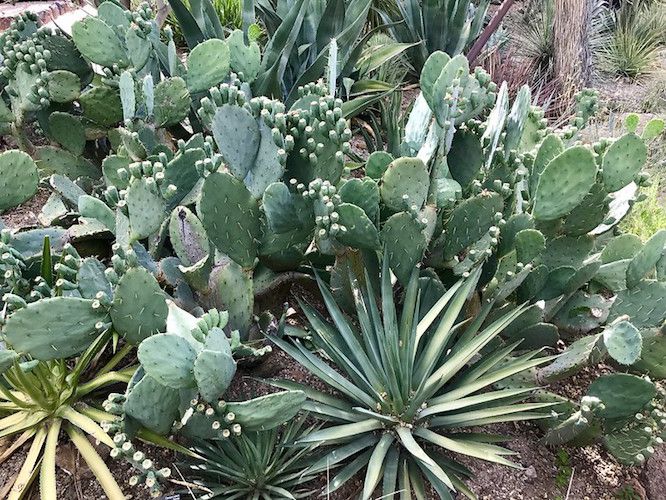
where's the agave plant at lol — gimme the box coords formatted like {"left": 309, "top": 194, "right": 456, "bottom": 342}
{"left": 380, "top": 0, "right": 490, "bottom": 73}
{"left": 185, "top": 415, "right": 322, "bottom": 499}
{"left": 270, "top": 259, "right": 554, "bottom": 498}
{"left": 0, "top": 330, "right": 136, "bottom": 500}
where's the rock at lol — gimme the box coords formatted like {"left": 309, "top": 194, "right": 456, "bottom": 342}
{"left": 524, "top": 465, "right": 538, "bottom": 482}
{"left": 643, "top": 446, "right": 666, "bottom": 500}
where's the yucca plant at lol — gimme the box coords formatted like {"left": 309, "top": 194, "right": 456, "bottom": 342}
{"left": 269, "top": 258, "right": 555, "bottom": 498}
{"left": 598, "top": 0, "right": 665, "bottom": 77}
{"left": 514, "top": 0, "right": 555, "bottom": 80}
{"left": 185, "top": 415, "right": 322, "bottom": 499}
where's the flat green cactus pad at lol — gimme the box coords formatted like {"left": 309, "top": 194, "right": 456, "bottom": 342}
{"left": 169, "top": 206, "right": 210, "bottom": 267}
{"left": 448, "top": 128, "right": 483, "bottom": 187}
{"left": 79, "top": 85, "right": 123, "bottom": 127}
{"left": 124, "top": 373, "right": 180, "bottom": 434}
{"left": 365, "top": 151, "right": 393, "bottom": 179}
{"left": 126, "top": 177, "right": 165, "bottom": 241}
{"left": 208, "top": 260, "right": 254, "bottom": 334}
{"left": 382, "top": 212, "right": 427, "bottom": 286}
{"left": 2, "top": 297, "right": 109, "bottom": 360}
{"left": 47, "top": 70, "right": 81, "bottom": 103}
{"left": 608, "top": 279, "right": 666, "bottom": 328}
{"left": 336, "top": 203, "right": 380, "bottom": 250}
{"left": 380, "top": 157, "right": 430, "bottom": 212}
{"left": 110, "top": 266, "right": 168, "bottom": 344}
{"left": 532, "top": 146, "right": 597, "bottom": 221}
{"left": 47, "top": 112, "right": 86, "bottom": 155}
{"left": 587, "top": 373, "right": 656, "bottom": 419}
{"left": 602, "top": 320, "right": 642, "bottom": 365}
{"left": 601, "top": 234, "right": 643, "bottom": 263}
{"left": 0, "top": 150, "right": 39, "bottom": 212}
{"left": 35, "top": 146, "right": 99, "bottom": 178}
{"left": 439, "top": 192, "right": 503, "bottom": 261}
{"left": 186, "top": 39, "right": 230, "bottom": 93}
{"left": 226, "top": 391, "right": 306, "bottom": 431}
{"left": 138, "top": 333, "right": 198, "bottom": 389}
{"left": 211, "top": 104, "right": 260, "bottom": 180}
{"left": 227, "top": 30, "right": 261, "bottom": 82}
{"left": 72, "top": 16, "right": 127, "bottom": 67}
{"left": 602, "top": 133, "right": 647, "bottom": 192}
{"left": 198, "top": 172, "right": 260, "bottom": 268}
{"left": 626, "top": 229, "right": 666, "bottom": 289}
{"left": 154, "top": 77, "right": 191, "bottom": 127}
{"left": 631, "top": 328, "right": 666, "bottom": 379}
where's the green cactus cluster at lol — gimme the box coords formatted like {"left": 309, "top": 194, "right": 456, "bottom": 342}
{"left": 539, "top": 374, "right": 666, "bottom": 465}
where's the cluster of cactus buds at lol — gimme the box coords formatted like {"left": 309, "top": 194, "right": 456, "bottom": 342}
{"left": 1, "top": 235, "right": 86, "bottom": 312}
{"left": 294, "top": 178, "right": 344, "bottom": 239}
{"left": 102, "top": 393, "right": 171, "bottom": 498}
{"left": 176, "top": 397, "right": 242, "bottom": 440}
{"left": 126, "top": 2, "right": 154, "bottom": 34}
{"left": 0, "top": 229, "right": 29, "bottom": 306}
{"left": 0, "top": 15, "right": 54, "bottom": 110}
{"left": 104, "top": 244, "right": 139, "bottom": 286}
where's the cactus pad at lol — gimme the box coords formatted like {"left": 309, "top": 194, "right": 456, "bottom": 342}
{"left": 154, "top": 77, "right": 191, "bottom": 127}
{"left": 110, "top": 266, "right": 168, "bottom": 344}
{"left": 608, "top": 279, "right": 666, "bottom": 328}
{"left": 448, "top": 128, "right": 483, "bottom": 187}
{"left": 562, "top": 183, "right": 609, "bottom": 236}
{"left": 2, "top": 297, "right": 109, "bottom": 360}
{"left": 380, "top": 157, "right": 430, "bottom": 211}
{"left": 226, "top": 391, "right": 306, "bottom": 431}
{"left": 126, "top": 177, "right": 165, "bottom": 241}
{"left": 124, "top": 373, "right": 179, "bottom": 434}
{"left": 603, "top": 427, "right": 656, "bottom": 465}
{"left": 0, "top": 150, "right": 39, "bottom": 212}
{"left": 365, "top": 151, "right": 393, "bottom": 179}
{"left": 35, "top": 146, "right": 99, "bottom": 179}
{"left": 532, "top": 146, "right": 597, "bottom": 220}
{"left": 72, "top": 16, "right": 127, "bottom": 67}
{"left": 626, "top": 229, "right": 666, "bottom": 289}
{"left": 601, "top": 234, "right": 643, "bottom": 263}
{"left": 553, "top": 292, "right": 610, "bottom": 335}
{"left": 186, "top": 39, "right": 230, "bottom": 93}
{"left": 338, "top": 178, "right": 380, "bottom": 222}
{"left": 169, "top": 206, "right": 210, "bottom": 267}
{"left": 538, "top": 335, "right": 602, "bottom": 382}
{"left": 602, "top": 319, "right": 642, "bottom": 365}
{"left": 382, "top": 212, "right": 427, "bottom": 286}
{"left": 587, "top": 373, "right": 656, "bottom": 419}
{"left": 211, "top": 104, "right": 260, "bottom": 179}
{"left": 602, "top": 133, "right": 647, "bottom": 192}
{"left": 193, "top": 327, "right": 236, "bottom": 402}
{"left": 138, "top": 333, "right": 199, "bottom": 388}
{"left": 227, "top": 30, "right": 261, "bottom": 82}
{"left": 208, "top": 260, "right": 254, "bottom": 334}
{"left": 631, "top": 329, "right": 666, "bottom": 379}
{"left": 47, "top": 70, "right": 81, "bottom": 103}
{"left": 47, "top": 112, "right": 86, "bottom": 155}
{"left": 79, "top": 85, "right": 123, "bottom": 127}
{"left": 199, "top": 172, "right": 260, "bottom": 268}
{"left": 262, "top": 182, "right": 313, "bottom": 233}
{"left": 336, "top": 203, "right": 380, "bottom": 250}
{"left": 439, "top": 192, "right": 503, "bottom": 261}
